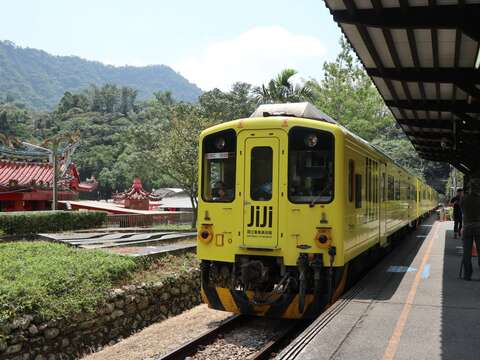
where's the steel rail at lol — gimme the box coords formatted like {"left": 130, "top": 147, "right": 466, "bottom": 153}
{"left": 156, "top": 314, "right": 308, "bottom": 360}
{"left": 249, "top": 320, "right": 309, "bottom": 360}
{"left": 156, "top": 315, "right": 245, "bottom": 360}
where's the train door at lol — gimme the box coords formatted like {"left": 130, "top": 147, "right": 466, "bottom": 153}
{"left": 379, "top": 163, "right": 388, "bottom": 246}
{"left": 242, "top": 137, "right": 279, "bottom": 248}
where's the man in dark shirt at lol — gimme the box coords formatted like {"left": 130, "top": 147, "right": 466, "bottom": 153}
{"left": 460, "top": 178, "right": 480, "bottom": 280}
{"left": 450, "top": 188, "right": 464, "bottom": 238}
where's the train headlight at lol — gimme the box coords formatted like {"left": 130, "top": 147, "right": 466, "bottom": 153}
{"left": 199, "top": 224, "right": 213, "bottom": 244}
{"left": 318, "top": 234, "right": 328, "bottom": 244}
{"left": 314, "top": 227, "right": 332, "bottom": 248}
{"left": 305, "top": 134, "right": 318, "bottom": 147}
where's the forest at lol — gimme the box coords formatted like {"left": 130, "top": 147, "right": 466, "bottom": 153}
{"left": 0, "top": 40, "right": 202, "bottom": 109}
{"left": 0, "top": 39, "right": 449, "bottom": 207}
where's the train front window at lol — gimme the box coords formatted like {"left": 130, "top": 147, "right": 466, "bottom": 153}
{"left": 288, "top": 127, "right": 334, "bottom": 204}
{"left": 202, "top": 129, "right": 236, "bottom": 202}
{"left": 250, "top": 147, "right": 273, "bottom": 201}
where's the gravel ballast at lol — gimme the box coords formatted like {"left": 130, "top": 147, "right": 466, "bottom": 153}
{"left": 82, "top": 305, "right": 231, "bottom": 360}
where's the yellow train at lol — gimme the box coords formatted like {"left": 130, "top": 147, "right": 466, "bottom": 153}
{"left": 197, "top": 103, "right": 438, "bottom": 319}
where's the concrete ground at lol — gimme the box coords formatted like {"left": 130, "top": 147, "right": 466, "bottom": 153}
{"left": 39, "top": 231, "right": 196, "bottom": 257}
{"left": 278, "top": 218, "right": 480, "bottom": 360}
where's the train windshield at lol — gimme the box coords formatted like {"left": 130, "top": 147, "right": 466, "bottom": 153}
{"left": 202, "top": 129, "right": 236, "bottom": 202}
{"left": 288, "top": 127, "right": 334, "bottom": 203}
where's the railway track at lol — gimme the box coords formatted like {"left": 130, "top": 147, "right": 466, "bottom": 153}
{"left": 157, "top": 315, "right": 308, "bottom": 360}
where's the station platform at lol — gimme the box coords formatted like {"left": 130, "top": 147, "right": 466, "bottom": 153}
{"left": 278, "top": 218, "right": 480, "bottom": 360}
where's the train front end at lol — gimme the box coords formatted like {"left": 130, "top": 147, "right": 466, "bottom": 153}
{"left": 197, "top": 103, "right": 346, "bottom": 319}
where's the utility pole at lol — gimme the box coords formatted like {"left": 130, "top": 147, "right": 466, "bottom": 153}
{"left": 43, "top": 130, "right": 80, "bottom": 211}
{"left": 51, "top": 146, "right": 58, "bottom": 211}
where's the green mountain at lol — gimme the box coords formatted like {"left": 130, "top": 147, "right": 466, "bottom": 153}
{"left": 0, "top": 40, "right": 202, "bottom": 109}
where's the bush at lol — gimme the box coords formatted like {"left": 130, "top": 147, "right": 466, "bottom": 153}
{"left": 0, "top": 241, "right": 138, "bottom": 323}
{"left": 0, "top": 211, "right": 106, "bottom": 236}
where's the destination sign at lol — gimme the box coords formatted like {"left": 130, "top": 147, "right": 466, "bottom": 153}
{"left": 207, "top": 152, "right": 229, "bottom": 160}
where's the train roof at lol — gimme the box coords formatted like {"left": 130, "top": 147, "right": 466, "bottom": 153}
{"left": 248, "top": 103, "right": 432, "bottom": 189}
{"left": 339, "top": 121, "right": 430, "bottom": 186}
{"left": 250, "top": 102, "right": 337, "bottom": 124}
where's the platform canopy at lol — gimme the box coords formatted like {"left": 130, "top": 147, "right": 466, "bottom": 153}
{"left": 324, "top": 0, "right": 480, "bottom": 173}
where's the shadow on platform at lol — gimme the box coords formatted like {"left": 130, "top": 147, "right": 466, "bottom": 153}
{"left": 441, "top": 227, "right": 480, "bottom": 359}
{"left": 351, "top": 217, "right": 435, "bottom": 302}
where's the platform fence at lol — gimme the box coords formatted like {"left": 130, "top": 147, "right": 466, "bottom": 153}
{"left": 103, "top": 212, "right": 193, "bottom": 228}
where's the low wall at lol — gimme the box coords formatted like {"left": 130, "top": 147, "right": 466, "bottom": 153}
{"left": 0, "top": 271, "right": 201, "bottom": 360}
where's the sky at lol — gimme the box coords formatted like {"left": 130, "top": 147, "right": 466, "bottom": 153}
{"left": 0, "top": 0, "right": 343, "bottom": 90}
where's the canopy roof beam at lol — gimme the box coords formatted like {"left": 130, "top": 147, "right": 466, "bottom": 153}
{"left": 386, "top": 100, "right": 480, "bottom": 113}
{"left": 366, "top": 69, "right": 480, "bottom": 84}
{"left": 332, "top": 4, "right": 480, "bottom": 41}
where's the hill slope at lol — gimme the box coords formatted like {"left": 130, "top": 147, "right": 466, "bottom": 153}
{"left": 0, "top": 40, "right": 202, "bottom": 109}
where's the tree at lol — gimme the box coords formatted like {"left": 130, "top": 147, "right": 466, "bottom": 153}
{"left": 254, "top": 69, "right": 314, "bottom": 104}
{"left": 84, "top": 84, "right": 133, "bottom": 114}
{"left": 57, "top": 91, "right": 89, "bottom": 113}
{"left": 119, "top": 87, "right": 138, "bottom": 115}
{"left": 309, "top": 37, "right": 449, "bottom": 188}
{"left": 155, "top": 103, "right": 218, "bottom": 227}
{"left": 309, "top": 37, "right": 393, "bottom": 142}
{"left": 199, "top": 82, "right": 256, "bottom": 122}
{"left": 90, "top": 85, "right": 104, "bottom": 112}
{"left": 153, "top": 90, "right": 175, "bottom": 107}
{"left": 102, "top": 84, "right": 119, "bottom": 113}
{"left": 0, "top": 101, "right": 32, "bottom": 139}
{"left": 0, "top": 133, "right": 21, "bottom": 148}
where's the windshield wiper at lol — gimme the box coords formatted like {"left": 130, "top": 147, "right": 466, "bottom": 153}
{"left": 309, "top": 196, "right": 322, "bottom": 208}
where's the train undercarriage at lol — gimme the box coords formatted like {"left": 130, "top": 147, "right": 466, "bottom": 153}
{"left": 200, "top": 251, "right": 348, "bottom": 319}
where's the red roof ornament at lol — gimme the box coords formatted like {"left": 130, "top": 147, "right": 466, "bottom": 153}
{"left": 113, "top": 177, "right": 160, "bottom": 210}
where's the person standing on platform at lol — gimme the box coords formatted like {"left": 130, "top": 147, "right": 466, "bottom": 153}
{"left": 450, "top": 188, "right": 464, "bottom": 238}
{"left": 461, "top": 177, "right": 480, "bottom": 280}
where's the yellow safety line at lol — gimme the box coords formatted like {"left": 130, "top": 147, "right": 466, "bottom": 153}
{"left": 383, "top": 222, "right": 439, "bottom": 360}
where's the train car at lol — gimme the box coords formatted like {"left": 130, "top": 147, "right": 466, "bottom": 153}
{"left": 197, "top": 103, "right": 438, "bottom": 319}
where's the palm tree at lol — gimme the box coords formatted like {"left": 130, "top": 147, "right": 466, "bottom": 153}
{"left": 254, "top": 68, "right": 314, "bottom": 104}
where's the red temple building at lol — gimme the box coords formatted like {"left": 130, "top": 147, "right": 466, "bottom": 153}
{"left": 113, "top": 177, "right": 160, "bottom": 210}
{"left": 0, "top": 141, "right": 97, "bottom": 211}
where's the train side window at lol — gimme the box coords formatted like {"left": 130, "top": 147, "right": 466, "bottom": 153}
{"left": 388, "top": 175, "right": 394, "bottom": 200}
{"left": 365, "top": 158, "right": 372, "bottom": 221}
{"left": 395, "top": 179, "right": 400, "bottom": 200}
{"left": 382, "top": 172, "right": 386, "bottom": 201}
{"left": 348, "top": 160, "right": 354, "bottom": 202}
{"left": 355, "top": 174, "right": 362, "bottom": 208}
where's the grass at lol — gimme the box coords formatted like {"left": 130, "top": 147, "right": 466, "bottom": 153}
{"left": 0, "top": 241, "right": 138, "bottom": 324}
{"left": 152, "top": 223, "right": 195, "bottom": 231}
{"left": 127, "top": 253, "right": 199, "bottom": 285}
